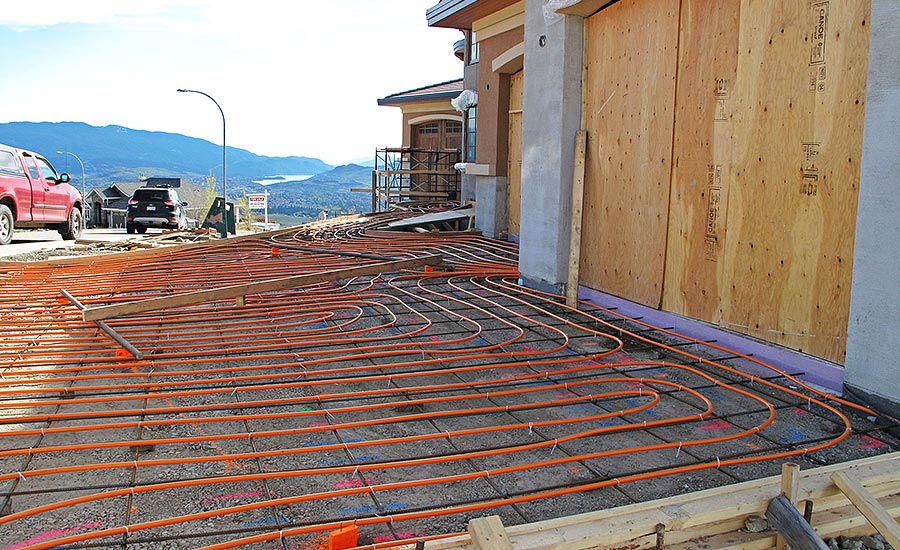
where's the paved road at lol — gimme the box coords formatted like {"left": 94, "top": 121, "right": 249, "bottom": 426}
{"left": 0, "top": 227, "right": 149, "bottom": 259}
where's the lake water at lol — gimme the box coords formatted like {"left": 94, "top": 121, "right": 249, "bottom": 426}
{"left": 253, "top": 174, "right": 314, "bottom": 186}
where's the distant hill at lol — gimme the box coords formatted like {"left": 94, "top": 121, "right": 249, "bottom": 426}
{"left": 270, "top": 164, "right": 371, "bottom": 188}
{"left": 0, "top": 121, "right": 331, "bottom": 186}
{"left": 263, "top": 164, "right": 372, "bottom": 217}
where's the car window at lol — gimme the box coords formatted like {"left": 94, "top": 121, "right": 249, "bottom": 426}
{"left": 0, "top": 150, "right": 23, "bottom": 175}
{"left": 133, "top": 189, "right": 170, "bottom": 201}
{"left": 23, "top": 155, "right": 41, "bottom": 181}
{"left": 34, "top": 157, "right": 60, "bottom": 183}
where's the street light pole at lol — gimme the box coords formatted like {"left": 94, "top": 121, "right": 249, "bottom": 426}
{"left": 177, "top": 88, "right": 227, "bottom": 236}
{"left": 56, "top": 150, "right": 85, "bottom": 200}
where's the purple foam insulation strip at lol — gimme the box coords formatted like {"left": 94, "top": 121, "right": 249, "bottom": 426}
{"left": 577, "top": 286, "right": 845, "bottom": 392}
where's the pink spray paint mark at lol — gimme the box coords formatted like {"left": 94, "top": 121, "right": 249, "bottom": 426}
{"left": 372, "top": 532, "right": 425, "bottom": 544}
{"left": 520, "top": 344, "right": 537, "bottom": 353}
{"left": 333, "top": 477, "right": 375, "bottom": 489}
{"left": 201, "top": 490, "right": 265, "bottom": 504}
{"left": 310, "top": 422, "right": 330, "bottom": 428}
{"left": 612, "top": 351, "right": 639, "bottom": 363}
{"left": 430, "top": 335, "right": 442, "bottom": 343}
{"left": 860, "top": 435, "right": 886, "bottom": 449}
{"left": 699, "top": 419, "right": 733, "bottom": 432}
{"left": 793, "top": 407, "right": 810, "bottom": 416}
{"left": 625, "top": 382, "right": 646, "bottom": 390}
{"left": 7, "top": 521, "right": 103, "bottom": 550}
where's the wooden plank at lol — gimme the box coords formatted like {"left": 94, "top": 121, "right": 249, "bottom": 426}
{"left": 832, "top": 471, "right": 900, "bottom": 548}
{"left": 82, "top": 255, "right": 442, "bottom": 321}
{"left": 506, "top": 70, "right": 524, "bottom": 237}
{"left": 468, "top": 516, "right": 513, "bottom": 550}
{"left": 581, "top": 0, "right": 680, "bottom": 308}
{"left": 566, "top": 130, "right": 587, "bottom": 307}
{"left": 412, "top": 453, "right": 899, "bottom": 550}
{"left": 766, "top": 495, "right": 830, "bottom": 550}
{"left": 779, "top": 462, "right": 802, "bottom": 550}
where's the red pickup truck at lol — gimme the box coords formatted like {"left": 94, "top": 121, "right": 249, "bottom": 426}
{"left": 0, "top": 142, "right": 83, "bottom": 245}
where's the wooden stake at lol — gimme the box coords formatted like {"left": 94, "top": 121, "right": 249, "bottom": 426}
{"left": 566, "top": 129, "right": 588, "bottom": 307}
{"left": 468, "top": 516, "right": 513, "bottom": 550}
{"left": 832, "top": 471, "right": 900, "bottom": 548}
{"left": 82, "top": 255, "right": 442, "bottom": 322}
{"left": 778, "top": 462, "right": 801, "bottom": 550}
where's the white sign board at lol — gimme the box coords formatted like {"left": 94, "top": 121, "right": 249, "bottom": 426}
{"left": 247, "top": 194, "right": 267, "bottom": 211}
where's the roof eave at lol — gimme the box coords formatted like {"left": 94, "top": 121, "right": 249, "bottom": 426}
{"left": 427, "top": 0, "right": 521, "bottom": 29}
{"left": 378, "top": 91, "right": 461, "bottom": 107}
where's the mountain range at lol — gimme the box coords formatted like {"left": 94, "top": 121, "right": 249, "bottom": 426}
{"left": 0, "top": 121, "right": 374, "bottom": 219}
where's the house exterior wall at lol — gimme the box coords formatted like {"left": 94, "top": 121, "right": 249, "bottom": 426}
{"left": 473, "top": 27, "right": 521, "bottom": 175}
{"left": 844, "top": 0, "right": 900, "bottom": 412}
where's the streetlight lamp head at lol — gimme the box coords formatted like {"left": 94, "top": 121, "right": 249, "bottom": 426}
{"left": 56, "top": 151, "right": 64, "bottom": 154}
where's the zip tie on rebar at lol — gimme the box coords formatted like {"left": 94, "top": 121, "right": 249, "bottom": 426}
{"left": 528, "top": 422, "right": 533, "bottom": 434}
{"left": 675, "top": 442, "right": 682, "bottom": 458}
{"left": 550, "top": 439, "right": 558, "bottom": 454}
{"left": 124, "top": 526, "right": 129, "bottom": 536}
{"left": 351, "top": 465, "right": 359, "bottom": 479}
{"left": 278, "top": 530, "right": 284, "bottom": 541}
{"left": 18, "top": 472, "right": 26, "bottom": 480}
{"left": 716, "top": 457, "right": 721, "bottom": 469}
{"left": 40, "top": 427, "right": 45, "bottom": 436}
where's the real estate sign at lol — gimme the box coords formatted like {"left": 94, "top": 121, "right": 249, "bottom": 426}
{"left": 247, "top": 194, "right": 267, "bottom": 210}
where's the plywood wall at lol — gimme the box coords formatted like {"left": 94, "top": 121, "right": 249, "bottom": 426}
{"left": 662, "top": 0, "right": 741, "bottom": 321}
{"left": 583, "top": 0, "right": 871, "bottom": 364}
{"left": 581, "top": 0, "right": 681, "bottom": 308}
{"left": 507, "top": 70, "right": 524, "bottom": 237}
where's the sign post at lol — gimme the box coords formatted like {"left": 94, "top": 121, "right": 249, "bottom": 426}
{"left": 247, "top": 192, "right": 268, "bottom": 229}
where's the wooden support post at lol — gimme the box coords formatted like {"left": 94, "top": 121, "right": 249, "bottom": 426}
{"left": 235, "top": 295, "right": 245, "bottom": 307}
{"left": 766, "top": 495, "right": 830, "bottom": 550}
{"left": 371, "top": 169, "right": 378, "bottom": 213}
{"left": 778, "top": 462, "right": 801, "bottom": 550}
{"left": 832, "top": 471, "right": 900, "bottom": 548}
{"left": 566, "top": 130, "right": 587, "bottom": 307}
{"left": 82, "top": 255, "right": 442, "bottom": 322}
{"left": 468, "top": 516, "right": 513, "bottom": 550}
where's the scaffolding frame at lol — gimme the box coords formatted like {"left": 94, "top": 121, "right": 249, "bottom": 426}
{"left": 355, "top": 148, "right": 461, "bottom": 212}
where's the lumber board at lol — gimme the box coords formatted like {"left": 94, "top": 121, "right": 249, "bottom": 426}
{"left": 414, "top": 453, "right": 899, "bottom": 550}
{"left": 832, "top": 471, "right": 900, "bottom": 547}
{"left": 507, "top": 70, "right": 523, "bottom": 236}
{"left": 566, "top": 130, "right": 587, "bottom": 307}
{"left": 778, "top": 462, "right": 802, "bottom": 550}
{"left": 81, "top": 255, "right": 442, "bottom": 321}
{"left": 468, "top": 516, "right": 512, "bottom": 550}
{"left": 581, "top": 0, "right": 679, "bottom": 308}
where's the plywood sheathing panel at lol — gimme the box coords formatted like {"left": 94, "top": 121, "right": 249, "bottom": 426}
{"left": 582, "top": 0, "right": 680, "bottom": 308}
{"left": 662, "top": 0, "right": 741, "bottom": 321}
{"left": 663, "top": 0, "right": 870, "bottom": 364}
{"left": 507, "top": 70, "right": 524, "bottom": 236}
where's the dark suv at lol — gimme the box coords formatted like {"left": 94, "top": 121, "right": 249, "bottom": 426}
{"left": 126, "top": 186, "right": 187, "bottom": 234}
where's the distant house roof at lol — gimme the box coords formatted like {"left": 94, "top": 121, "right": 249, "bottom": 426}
{"left": 377, "top": 79, "right": 464, "bottom": 106}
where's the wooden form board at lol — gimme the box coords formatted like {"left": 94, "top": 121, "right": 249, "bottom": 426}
{"left": 411, "top": 452, "right": 900, "bottom": 550}
{"left": 582, "top": 0, "right": 871, "bottom": 363}
{"left": 507, "top": 70, "right": 524, "bottom": 236}
{"left": 581, "top": 0, "right": 680, "bottom": 308}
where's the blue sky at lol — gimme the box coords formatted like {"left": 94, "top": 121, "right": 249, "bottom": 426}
{"left": 0, "top": 1, "right": 463, "bottom": 165}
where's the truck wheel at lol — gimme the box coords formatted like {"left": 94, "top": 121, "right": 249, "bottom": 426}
{"left": 59, "top": 207, "right": 83, "bottom": 241}
{"left": 0, "top": 204, "right": 13, "bottom": 246}
{"left": 126, "top": 223, "right": 135, "bottom": 234}
{"left": 136, "top": 226, "right": 147, "bottom": 234}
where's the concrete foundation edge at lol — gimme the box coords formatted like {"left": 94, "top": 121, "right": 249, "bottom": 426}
{"left": 575, "top": 285, "right": 845, "bottom": 392}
